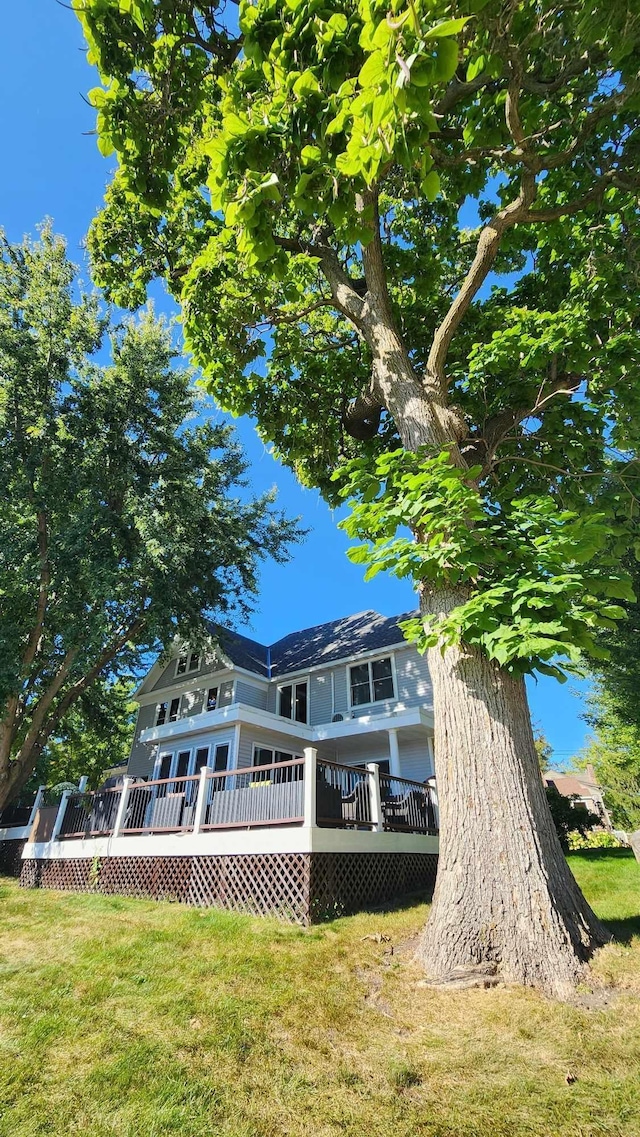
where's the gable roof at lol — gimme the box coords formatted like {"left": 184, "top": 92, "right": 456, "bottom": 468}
{"left": 209, "top": 609, "right": 414, "bottom": 679}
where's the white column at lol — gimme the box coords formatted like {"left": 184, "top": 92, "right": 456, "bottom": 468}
{"left": 303, "top": 746, "right": 317, "bottom": 828}
{"left": 50, "top": 790, "right": 71, "bottom": 844}
{"left": 112, "top": 777, "right": 132, "bottom": 838}
{"left": 78, "top": 775, "right": 88, "bottom": 792}
{"left": 193, "top": 766, "right": 210, "bottom": 834}
{"left": 387, "top": 728, "right": 401, "bottom": 778}
{"left": 27, "top": 786, "right": 45, "bottom": 829}
{"left": 366, "top": 762, "right": 383, "bottom": 832}
{"left": 426, "top": 734, "right": 435, "bottom": 777}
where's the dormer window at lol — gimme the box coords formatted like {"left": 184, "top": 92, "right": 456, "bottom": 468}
{"left": 176, "top": 650, "right": 200, "bottom": 676}
{"left": 278, "top": 681, "right": 308, "bottom": 723}
{"left": 349, "top": 657, "right": 394, "bottom": 707}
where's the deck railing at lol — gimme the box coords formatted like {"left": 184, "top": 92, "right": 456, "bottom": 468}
{"left": 0, "top": 791, "right": 39, "bottom": 829}
{"left": 315, "top": 759, "right": 375, "bottom": 829}
{"left": 58, "top": 789, "right": 122, "bottom": 839}
{"left": 200, "top": 758, "right": 304, "bottom": 829}
{"left": 379, "top": 773, "right": 438, "bottom": 835}
{"left": 120, "top": 774, "right": 202, "bottom": 834}
{"left": 51, "top": 753, "right": 438, "bottom": 841}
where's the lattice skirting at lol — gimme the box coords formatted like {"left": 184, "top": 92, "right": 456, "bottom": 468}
{"left": 20, "top": 851, "right": 438, "bottom": 924}
{"left": 0, "top": 839, "right": 26, "bottom": 877}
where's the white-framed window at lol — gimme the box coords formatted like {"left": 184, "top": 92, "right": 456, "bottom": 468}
{"left": 175, "top": 650, "right": 201, "bottom": 677}
{"left": 154, "top": 741, "right": 231, "bottom": 783}
{"left": 277, "top": 680, "right": 308, "bottom": 723}
{"left": 205, "top": 686, "right": 218, "bottom": 713}
{"left": 348, "top": 655, "right": 395, "bottom": 708}
{"left": 252, "top": 745, "right": 301, "bottom": 767}
{"left": 155, "top": 701, "right": 168, "bottom": 726}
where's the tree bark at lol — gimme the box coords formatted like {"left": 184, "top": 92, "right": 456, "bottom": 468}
{"left": 418, "top": 588, "right": 610, "bottom": 999}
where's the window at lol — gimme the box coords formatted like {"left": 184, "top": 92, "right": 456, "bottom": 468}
{"left": 168, "top": 697, "right": 180, "bottom": 722}
{"left": 192, "top": 747, "right": 209, "bottom": 774}
{"left": 206, "top": 687, "right": 218, "bottom": 712}
{"left": 252, "top": 746, "right": 302, "bottom": 783}
{"left": 175, "top": 750, "right": 191, "bottom": 778}
{"left": 278, "top": 681, "right": 308, "bottom": 723}
{"left": 176, "top": 651, "right": 200, "bottom": 676}
{"left": 213, "top": 744, "right": 229, "bottom": 773}
{"left": 349, "top": 656, "right": 394, "bottom": 707}
{"left": 158, "top": 753, "right": 172, "bottom": 779}
{"left": 254, "top": 746, "right": 273, "bottom": 767}
{"left": 156, "top": 702, "right": 168, "bottom": 726}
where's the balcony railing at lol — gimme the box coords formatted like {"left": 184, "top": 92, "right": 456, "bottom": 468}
{"left": 48, "top": 752, "right": 438, "bottom": 843}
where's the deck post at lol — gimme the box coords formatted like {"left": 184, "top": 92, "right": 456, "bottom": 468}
{"left": 303, "top": 747, "right": 317, "bottom": 828}
{"left": 366, "top": 763, "right": 383, "bottom": 832}
{"left": 50, "top": 790, "right": 71, "bottom": 844}
{"left": 112, "top": 777, "right": 132, "bottom": 838}
{"left": 387, "top": 728, "right": 401, "bottom": 778}
{"left": 193, "top": 767, "right": 210, "bottom": 834}
{"left": 27, "top": 786, "right": 46, "bottom": 830}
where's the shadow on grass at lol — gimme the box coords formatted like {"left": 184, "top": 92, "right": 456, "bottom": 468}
{"left": 604, "top": 915, "right": 640, "bottom": 944}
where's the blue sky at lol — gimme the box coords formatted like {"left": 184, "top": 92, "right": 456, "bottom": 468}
{"left": 0, "top": 0, "right": 591, "bottom": 765}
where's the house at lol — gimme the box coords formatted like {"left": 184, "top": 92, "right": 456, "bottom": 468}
{"left": 543, "top": 766, "right": 611, "bottom": 828}
{"left": 18, "top": 610, "right": 439, "bottom": 922}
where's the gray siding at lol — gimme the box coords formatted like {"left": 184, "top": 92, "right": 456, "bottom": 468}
{"left": 218, "top": 680, "right": 235, "bottom": 708}
{"left": 398, "top": 733, "right": 433, "bottom": 782}
{"left": 181, "top": 689, "right": 203, "bottom": 717}
{"left": 334, "top": 735, "right": 391, "bottom": 767}
{"left": 150, "top": 652, "right": 229, "bottom": 694}
{"left": 128, "top": 703, "right": 158, "bottom": 778}
{"left": 236, "top": 679, "right": 267, "bottom": 711}
{"left": 394, "top": 647, "right": 433, "bottom": 708}
{"left": 308, "top": 672, "right": 330, "bottom": 726}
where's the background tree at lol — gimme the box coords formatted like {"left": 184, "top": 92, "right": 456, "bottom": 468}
{"left": 32, "top": 679, "right": 138, "bottom": 792}
{"left": 0, "top": 226, "right": 299, "bottom": 812}
{"left": 76, "top": 0, "right": 640, "bottom": 997}
{"left": 574, "top": 553, "right": 640, "bottom": 832}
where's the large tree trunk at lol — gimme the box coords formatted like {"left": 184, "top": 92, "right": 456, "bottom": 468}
{"left": 419, "top": 589, "right": 610, "bottom": 999}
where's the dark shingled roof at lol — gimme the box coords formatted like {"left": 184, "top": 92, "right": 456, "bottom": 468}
{"left": 209, "top": 610, "right": 415, "bottom": 679}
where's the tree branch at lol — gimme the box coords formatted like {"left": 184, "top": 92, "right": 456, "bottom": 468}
{"left": 426, "top": 172, "right": 537, "bottom": 389}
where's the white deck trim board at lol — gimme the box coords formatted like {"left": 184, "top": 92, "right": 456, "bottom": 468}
{"left": 23, "top": 828, "right": 438, "bottom": 861}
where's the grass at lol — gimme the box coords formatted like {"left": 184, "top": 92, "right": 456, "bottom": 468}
{"left": 0, "top": 850, "right": 638, "bottom": 1137}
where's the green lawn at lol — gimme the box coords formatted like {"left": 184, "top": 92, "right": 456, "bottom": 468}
{"left": 0, "top": 850, "right": 638, "bottom": 1137}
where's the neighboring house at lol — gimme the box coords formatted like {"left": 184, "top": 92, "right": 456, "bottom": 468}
{"left": 543, "top": 766, "right": 611, "bottom": 828}
{"left": 18, "top": 610, "right": 439, "bottom": 923}
{"left": 129, "top": 609, "right": 435, "bottom": 789}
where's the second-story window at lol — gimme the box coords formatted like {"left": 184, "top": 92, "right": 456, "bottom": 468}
{"left": 168, "top": 697, "right": 180, "bottom": 722}
{"left": 278, "top": 681, "right": 308, "bottom": 723}
{"left": 349, "top": 657, "right": 394, "bottom": 706}
{"left": 176, "top": 650, "right": 200, "bottom": 676}
{"left": 206, "top": 687, "right": 218, "bottom": 712}
{"left": 156, "top": 702, "right": 168, "bottom": 726}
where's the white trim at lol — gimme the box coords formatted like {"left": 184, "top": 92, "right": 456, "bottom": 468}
{"left": 174, "top": 650, "right": 202, "bottom": 679}
{"left": 140, "top": 702, "right": 434, "bottom": 748}
{"left": 347, "top": 652, "right": 398, "bottom": 713}
{"left": 23, "top": 827, "right": 438, "bottom": 861}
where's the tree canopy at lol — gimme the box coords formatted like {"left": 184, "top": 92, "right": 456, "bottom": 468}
{"left": 0, "top": 225, "right": 300, "bottom": 808}
{"left": 78, "top": 0, "right": 640, "bottom": 680}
